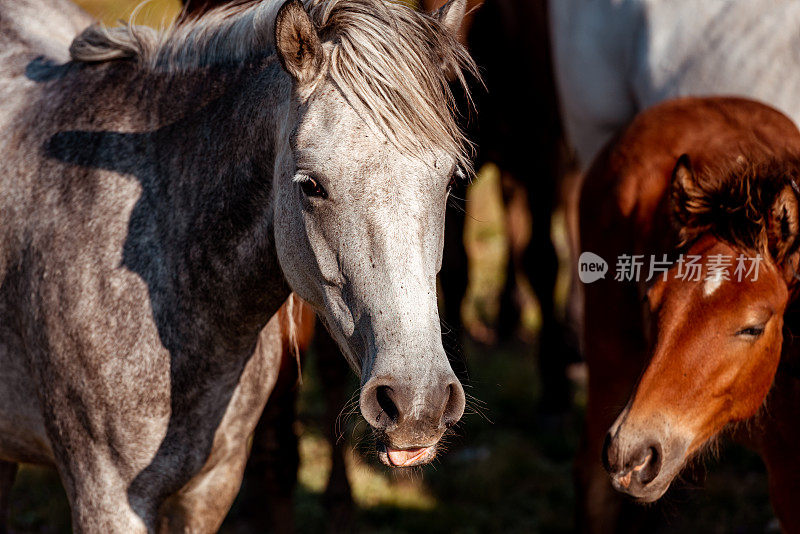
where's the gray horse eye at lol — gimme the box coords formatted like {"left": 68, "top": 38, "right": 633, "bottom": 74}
{"left": 298, "top": 176, "right": 328, "bottom": 199}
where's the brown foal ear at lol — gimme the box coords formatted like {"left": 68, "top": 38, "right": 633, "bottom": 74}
{"left": 434, "top": 0, "right": 466, "bottom": 35}
{"left": 671, "top": 154, "right": 703, "bottom": 229}
{"left": 275, "top": 0, "right": 322, "bottom": 85}
{"left": 768, "top": 184, "right": 800, "bottom": 268}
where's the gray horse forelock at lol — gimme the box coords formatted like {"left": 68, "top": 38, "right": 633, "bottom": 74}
{"left": 69, "top": 0, "right": 479, "bottom": 173}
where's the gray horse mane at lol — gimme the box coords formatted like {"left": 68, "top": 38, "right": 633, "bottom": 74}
{"left": 69, "top": 0, "right": 478, "bottom": 172}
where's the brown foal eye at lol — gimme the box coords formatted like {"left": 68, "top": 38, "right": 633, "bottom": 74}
{"left": 736, "top": 325, "right": 765, "bottom": 338}
{"left": 299, "top": 176, "right": 328, "bottom": 199}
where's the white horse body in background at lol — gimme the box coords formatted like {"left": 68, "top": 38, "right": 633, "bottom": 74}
{"left": 551, "top": 0, "right": 800, "bottom": 168}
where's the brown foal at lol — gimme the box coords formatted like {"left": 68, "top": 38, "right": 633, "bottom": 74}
{"left": 579, "top": 96, "right": 800, "bottom": 532}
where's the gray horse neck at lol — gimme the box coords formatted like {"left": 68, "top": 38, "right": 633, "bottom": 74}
{"left": 44, "top": 58, "right": 293, "bottom": 353}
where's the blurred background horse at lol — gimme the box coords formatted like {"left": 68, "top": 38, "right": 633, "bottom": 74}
{"left": 422, "top": 0, "right": 580, "bottom": 416}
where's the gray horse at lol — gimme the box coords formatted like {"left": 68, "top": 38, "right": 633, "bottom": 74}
{"left": 0, "top": 0, "right": 476, "bottom": 530}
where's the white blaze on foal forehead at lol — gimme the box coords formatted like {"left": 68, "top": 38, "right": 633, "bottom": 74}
{"left": 703, "top": 275, "right": 724, "bottom": 297}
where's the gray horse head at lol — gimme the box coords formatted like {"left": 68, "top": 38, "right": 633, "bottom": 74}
{"left": 271, "top": 0, "right": 475, "bottom": 466}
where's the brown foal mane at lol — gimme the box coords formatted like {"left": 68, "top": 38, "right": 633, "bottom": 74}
{"left": 672, "top": 152, "right": 800, "bottom": 262}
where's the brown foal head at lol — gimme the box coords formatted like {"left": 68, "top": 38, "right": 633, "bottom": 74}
{"left": 604, "top": 154, "right": 800, "bottom": 502}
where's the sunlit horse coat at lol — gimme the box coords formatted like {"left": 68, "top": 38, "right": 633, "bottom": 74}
{"left": 551, "top": 0, "right": 800, "bottom": 168}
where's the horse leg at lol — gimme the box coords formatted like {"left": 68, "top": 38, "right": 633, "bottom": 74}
{"left": 157, "top": 314, "right": 287, "bottom": 533}
{"left": 157, "top": 446, "right": 251, "bottom": 534}
{"left": 495, "top": 171, "right": 526, "bottom": 342}
{"left": 58, "top": 466, "right": 151, "bottom": 534}
{"left": 0, "top": 461, "right": 17, "bottom": 534}
{"left": 519, "top": 160, "right": 579, "bottom": 415}
{"left": 55, "top": 421, "right": 236, "bottom": 533}
{"left": 227, "top": 297, "right": 318, "bottom": 533}
{"left": 314, "top": 327, "right": 354, "bottom": 529}
{"left": 36, "top": 393, "right": 157, "bottom": 532}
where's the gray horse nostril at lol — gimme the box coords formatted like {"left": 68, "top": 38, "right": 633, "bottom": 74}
{"left": 375, "top": 385, "right": 399, "bottom": 424}
{"left": 360, "top": 376, "right": 465, "bottom": 434}
{"left": 441, "top": 381, "right": 465, "bottom": 428}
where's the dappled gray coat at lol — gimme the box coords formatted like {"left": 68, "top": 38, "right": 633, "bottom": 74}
{"left": 0, "top": 0, "right": 476, "bottom": 531}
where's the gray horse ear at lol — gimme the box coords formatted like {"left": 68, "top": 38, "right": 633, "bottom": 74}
{"left": 275, "top": 0, "right": 322, "bottom": 85}
{"left": 434, "top": 0, "right": 466, "bottom": 35}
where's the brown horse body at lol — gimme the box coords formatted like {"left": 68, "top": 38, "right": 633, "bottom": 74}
{"left": 580, "top": 97, "right": 800, "bottom": 531}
